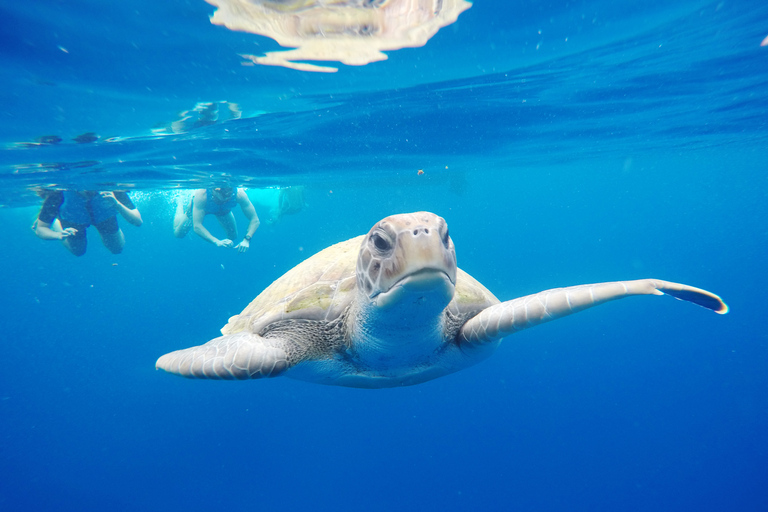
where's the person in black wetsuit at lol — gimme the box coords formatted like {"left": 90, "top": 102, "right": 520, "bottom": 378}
{"left": 34, "top": 190, "right": 143, "bottom": 256}
{"left": 173, "top": 186, "right": 260, "bottom": 253}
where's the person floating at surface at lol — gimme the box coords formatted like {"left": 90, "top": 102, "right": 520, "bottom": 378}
{"left": 34, "top": 190, "right": 143, "bottom": 256}
{"left": 173, "top": 186, "right": 260, "bottom": 253}
{"left": 247, "top": 185, "right": 307, "bottom": 224}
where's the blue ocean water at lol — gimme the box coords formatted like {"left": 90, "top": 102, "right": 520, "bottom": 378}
{"left": 1, "top": 0, "right": 767, "bottom": 510}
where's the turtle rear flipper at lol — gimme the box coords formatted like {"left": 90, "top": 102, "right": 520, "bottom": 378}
{"left": 156, "top": 332, "right": 290, "bottom": 380}
{"left": 459, "top": 279, "right": 728, "bottom": 345}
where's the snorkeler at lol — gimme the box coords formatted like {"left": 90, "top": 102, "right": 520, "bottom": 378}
{"left": 246, "top": 186, "right": 307, "bottom": 224}
{"left": 34, "top": 190, "right": 143, "bottom": 256}
{"left": 173, "top": 187, "right": 260, "bottom": 253}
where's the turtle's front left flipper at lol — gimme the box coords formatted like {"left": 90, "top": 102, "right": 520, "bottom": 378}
{"left": 459, "top": 279, "right": 727, "bottom": 346}
{"left": 156, "top": 332, "right": 290, "bottom": 380}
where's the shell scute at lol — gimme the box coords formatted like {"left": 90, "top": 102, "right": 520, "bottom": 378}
{"left": 449, "top": 269, "right": 500, "bottom": 315}
{"left": 221, "top": 236, "right": 364, "bottom": 336}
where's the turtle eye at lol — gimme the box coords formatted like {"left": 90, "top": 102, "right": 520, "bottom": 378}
{"left": 371, "top": 232, "right": 391, "bottom": 252}
{"left": 442, "top": 228, "right": 450, "bottom": 247}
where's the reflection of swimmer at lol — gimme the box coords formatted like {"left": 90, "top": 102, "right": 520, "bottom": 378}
{"left": 152, "top": 101, "right": 242, "bottom": 135}
{"left": 174, "top": 187, "right": 260, "bottom": 253}
{"left": 34, "top": 190, "right": 143, "bottom": 257}
{"left": 73, "top": 132, "right": 99, "bottom": 144}
{"left": 247, "top": 186, "right": 307, "bottom": 224}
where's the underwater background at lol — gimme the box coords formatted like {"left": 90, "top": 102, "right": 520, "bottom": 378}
{"left": 1, "top": 0, "right": 767, "bottom": 510}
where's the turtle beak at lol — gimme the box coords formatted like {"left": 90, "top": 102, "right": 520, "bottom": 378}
{"left": 374, "top": 269, "right": 455, "bottom": 310}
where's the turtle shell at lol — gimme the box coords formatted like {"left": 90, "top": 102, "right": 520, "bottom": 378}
{"left": 222, "top": 235, "right": 365, "bottom": 336}
{"left": 221, "top": 234, "right": 500, "bottom": 337}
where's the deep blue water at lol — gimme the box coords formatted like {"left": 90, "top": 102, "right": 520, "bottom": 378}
{"left": 1, "top": 1, "right": 767, "bottom": 510}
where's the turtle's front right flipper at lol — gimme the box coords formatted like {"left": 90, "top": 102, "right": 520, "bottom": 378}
{"left": 156, "top": 332, "right": 289, "bottom": 380}
{"left": 459, "top": 279, "right": 728, "bottom": 346}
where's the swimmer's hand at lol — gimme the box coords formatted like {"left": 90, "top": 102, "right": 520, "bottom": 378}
{"left": 59, "top": 227, "right": 78, "bottom": 240}
{"left": 100, "top": 191, "right": 117, "bottom": 206}
{"left": 217, "top": 239, "right": 234, "bottom": 248}
{"left": 235, "top": 238, "right": 250, "bottom": 253}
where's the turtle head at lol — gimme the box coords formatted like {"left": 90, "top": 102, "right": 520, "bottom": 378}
{"left": 356, "top": 212, "right": 457, "bottom": 311}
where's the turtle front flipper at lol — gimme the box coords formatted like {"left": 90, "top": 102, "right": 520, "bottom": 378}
{"left": 156, "top": 332, "right": 290, "bottom": 380}
{"left": 459, "top": 279, "right": 728, "bottom": 345}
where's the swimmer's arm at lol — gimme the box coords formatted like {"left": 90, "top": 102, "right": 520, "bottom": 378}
{"left": 102, "top": 192, "right": 143, "bottom": 226}
{"left": 114, "top": 200, "right": 143, "bottom": 226}
{"left": 238, "top": 190, "right": 260, "bottom": 239}
{"left": 234, "top": 190, "right": 260, "bottom": 253}
{"left": 35, "top": 219, "right": 76, "bottom": 240}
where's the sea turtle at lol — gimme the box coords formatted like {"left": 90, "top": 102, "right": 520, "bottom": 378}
{"left": 156, "top": 211, "right": 727, "bottom": 388}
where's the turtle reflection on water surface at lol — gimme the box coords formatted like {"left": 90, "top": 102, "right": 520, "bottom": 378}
{"left": 206, "top": 0, "right": 473, "bottom": 72}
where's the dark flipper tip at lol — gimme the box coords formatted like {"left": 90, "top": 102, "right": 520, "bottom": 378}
{"left": 662, "top": 287, "right": 728, "bottom": 315}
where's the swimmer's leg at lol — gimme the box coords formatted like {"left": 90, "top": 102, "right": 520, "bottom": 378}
{"left": 95, "top": 217, "right": 125, "bottom": 254}
{"left": 216, "top": 211, "right": 238, "bottom": 241}
{"left": 100, "top": 229, "right": 125, "bottom": 254}
{"left": 61, "top": 223, "right": 87, "bottom": 257}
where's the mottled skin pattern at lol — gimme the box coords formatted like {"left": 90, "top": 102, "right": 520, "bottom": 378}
{"left": 156, "top": 212, "right": 727, "bottom": 388}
